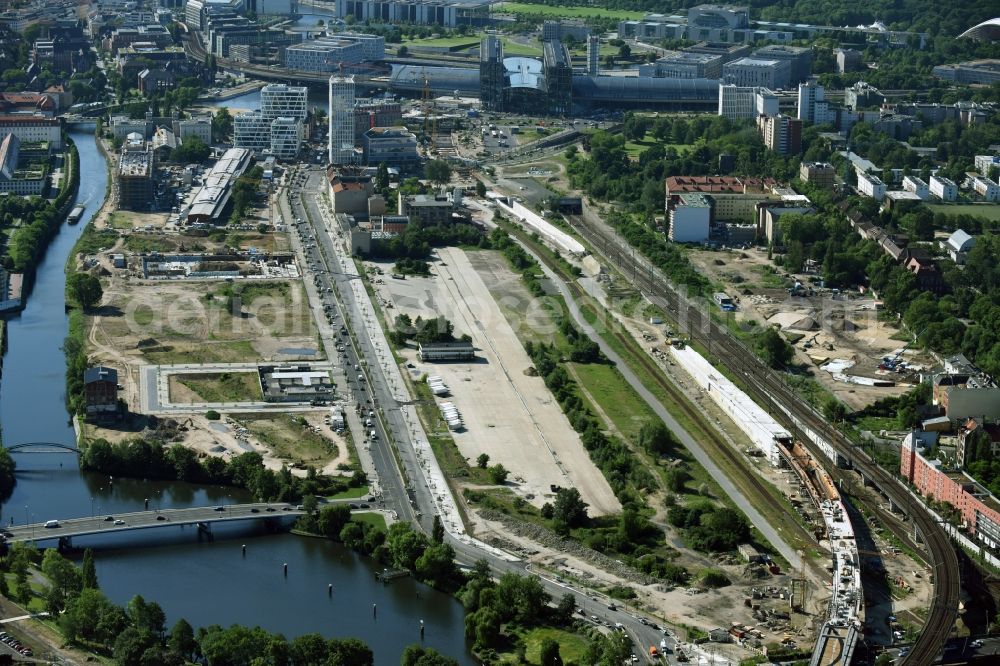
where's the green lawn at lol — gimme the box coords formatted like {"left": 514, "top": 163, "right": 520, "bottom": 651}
{"left": 624, "top": 135, "right": 692, "bottom": 160}
{"left": 175, "top": 372, "right": 262, "bottom": 403}
{"left": 926, "top": 203, "right": 1000, "bottom": 221}
{"left": 399, "top": 35, "right": 481, "bottom": 49}
{"left": 351, "top": 512, "right": 387, "bottom": 531}
{"left": 497, "top": 2, "right": 644, "bottom": 20}
{"left": 500, "top": 37, "right": 542, "bottom": 57}
{"left": 570, "top": 362, "right": 656, "bottom": 443}
{"left": 330, "top": 486, "right": 370, "bottom": 500}
{"left": 521, "top": 627, "right": 591, "bottom": 665}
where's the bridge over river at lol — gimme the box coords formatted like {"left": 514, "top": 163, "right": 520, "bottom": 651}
{"left": 3, "top": 502, "right": 317, "bottom": 544}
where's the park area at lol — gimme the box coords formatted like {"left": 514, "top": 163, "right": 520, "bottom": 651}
{"left": 926, "top": 203, "right": 1000, "bottom": 222}
{"left": 495, "top": 2, "right": 644, "bottom": 20}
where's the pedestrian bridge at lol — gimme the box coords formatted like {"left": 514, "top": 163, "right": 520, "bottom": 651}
{"left": 5, "top": 442, "right": 80, "bottom": 454}
{"left": 4, "top": 503, "right": 309, "bottom": 544}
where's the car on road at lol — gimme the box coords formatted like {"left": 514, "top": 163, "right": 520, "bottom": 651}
{"left": 156, "top": 515, "right": 167, "bottom": 521}
{"left": 250, "top": 508, "right": 260, "bottom": 513}
{"left": 104, "top": 516, "right": 114, "bottom": 521}
{"left": 971, "top": 640, "right": 983, "bottom": 648}
{"left": 114, "top": 519, "right": 125, "bottom": 525}
{"left": 265, "top": 507, "right": 276, "bottom": 512}
{"left": 214, "top": 506, "right": 225, "bottom": 512}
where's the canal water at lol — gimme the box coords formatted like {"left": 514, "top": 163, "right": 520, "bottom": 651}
{"left": 0, "top": 128, "right": 473, "bottom": 664}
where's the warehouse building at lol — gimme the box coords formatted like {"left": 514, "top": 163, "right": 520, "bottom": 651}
{"left": 186, "top": 148, "right": 254, "bottom": 224}
{"left": 418, "top": 341, "right": 476, "bottom": 362}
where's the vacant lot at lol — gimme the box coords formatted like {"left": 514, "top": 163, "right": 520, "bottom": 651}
{"left": 373, "top": 248, "right": 620, "bottom": 516}
{"left": 169, "top": 372, "right": 262, "bottom": 403}
{"left": 237, "top": 413, "right": 348, "bottom": 471}
{"left": 88, "top": 279, "right": 319, "bottom": 368}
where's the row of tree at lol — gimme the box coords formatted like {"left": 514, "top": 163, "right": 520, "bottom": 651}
{"left": 79, "top": 442, "right": 354, "bottom": 503}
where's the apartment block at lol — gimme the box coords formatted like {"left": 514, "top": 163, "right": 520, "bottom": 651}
{"left": 930, "top": 175, "right": 957, "bottom": 201}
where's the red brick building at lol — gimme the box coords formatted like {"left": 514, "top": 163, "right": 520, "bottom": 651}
{"left": 84, "top": 366, "right": 119, "bottom": 417}
{"left": 901, "top": 432, "right": 1000, "bottom": 551}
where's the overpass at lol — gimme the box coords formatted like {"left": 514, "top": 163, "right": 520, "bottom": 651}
{"left": 4, "top": 502, "right": 315, "bottom": 544}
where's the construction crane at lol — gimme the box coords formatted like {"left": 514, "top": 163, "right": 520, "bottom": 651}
{"left": 421, "top": 70, "right": 437, "bottom": 156}
{"left": 879, "top": 327, "right": 926, "bottom": 371}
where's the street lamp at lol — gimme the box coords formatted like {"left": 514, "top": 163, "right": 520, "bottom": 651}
{"left": 91, "top": 496, "right": 95, "bottom": 518}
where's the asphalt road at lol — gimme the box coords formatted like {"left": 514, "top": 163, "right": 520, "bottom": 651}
{"left": 4, "top": 503, "right": 307, "bottom": 543}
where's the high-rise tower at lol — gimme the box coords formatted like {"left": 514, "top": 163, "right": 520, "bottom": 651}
{"left": 328, "top": 75, "right": 355, "bottom": 165}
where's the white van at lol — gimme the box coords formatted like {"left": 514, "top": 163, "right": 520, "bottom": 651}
{"left": 44, "top": 520, "right": 61, "bottom": 528}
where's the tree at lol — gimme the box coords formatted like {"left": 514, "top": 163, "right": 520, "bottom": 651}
{"left": 755, "top": 327, "right": 794, "bottom": 369}
{"left": 637, "top": 421, "right": 678, "bottom": 455}
{"left": 82, "top": 548, "right": 99, "bottom": 589}
{"left": 170, "top": 136, "right": 211, "bottom": 163}
{"left": 552, "top": 487, "right": 589, "bottom": 528}
{"left": 397, "top": 45, "right": 409, "bottom": 57}
{"left": 401, "top": 644, "right": 458, "bottom": 666}
{"left": 554, "top": 592, "right": 575, "bottom": 624}
{"left": 415, "top": 542, "right": 460, "bottom": 590}
{"left": 376, "top": 162, "right": 390, "bottom": 192}
{"left": 539, "top": 638, "right": 563, "bottom": 666}
{"left": 432, "top": 515, "right": 445, "bottom": 544}
{"left": 316, "top": 504, "right": 352, "bottom": 539}
{"left": 487, "top": 464, "right": 509, "bottom": 485}
{"left": 327, "top": 637, "right": 374, "bottom": 665}
{"left": 424, "top": 160, "right": 451, "bottom": 186}
{"left": 212, "top": 107, "right": 232, "bottom": 142}
{"left": 67, "top": 272, "right": 103, "bottom": 310}
{"left": 475, "top": 180, "right": 486, "bottom": 197}
{"left": 476, "top": 453, "right": 490, "bottom": 469}
{"left": 167, "top": 619, "right": 197, "bottom": 662}
{"left": 822, "top": 397, "right": 848, "bottom": 423}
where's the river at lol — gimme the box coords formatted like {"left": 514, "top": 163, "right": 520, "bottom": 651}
{"left": 0, "top": 127, "right": 473, "bottom": 664}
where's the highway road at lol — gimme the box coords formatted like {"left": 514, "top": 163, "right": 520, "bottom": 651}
{"left": 285, "top": 167, "right": 677, "bottom": 663}
{"left": 3, "top": 502, "right": 308, "bottom": 543}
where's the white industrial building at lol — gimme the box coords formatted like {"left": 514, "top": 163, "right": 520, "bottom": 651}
{"left": 856, "top": 171, "right": 886, "bottom": 201}
{"left": 796, "top": 81, "right": 834, "bottom": 125}
{"left": 669, "top": 344, "right": 791, "bottom": 466}
{"left": 329, "top": 75, "right": 355, "bottom": 165}
{"left": 929, "top": 175, "right": 958, "bottom": 201}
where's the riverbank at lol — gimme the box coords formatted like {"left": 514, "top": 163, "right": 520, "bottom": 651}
{"left": 197, "top": 80, "right": 265, "bottom": 102}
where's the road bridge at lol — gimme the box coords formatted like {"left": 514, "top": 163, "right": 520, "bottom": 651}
{"left": 3, "top": 502, "right": 315, "bottom": 544}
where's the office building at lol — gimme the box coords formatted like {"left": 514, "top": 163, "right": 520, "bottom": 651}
{"left": 616, "top": 18, "right": 686, "bottom": 41}
{"left": 234, "top": 112, "right": 271, "bottom": 153}
{"left": 835, "top": 48, "right": 862, "bottom": 73}
{"left": 932, "top": 60, "right": 1000, "bottom": 85}
{"left": 541, "top": 20, "right": 590, "bottom": 42}
{"left": 354, "top": 101, "right": 403, "bottom": 141}
{"left": 796, "top": 81, "right": 834, "bottom": 125}
{"left": 856, "top": 171, "right": 886, "bottom": 201}
{"left": 717, "top": 84, "right": 776, "bottom": 120}
{"left": 639, "top": 51, "right": 723, "bottom": 79}
{"left": 0, "top": 115, "right": 63, "bottom": 149}
{"left": 665, "top": 176, "right": 779, "bottom": 223}
{"left": 930, "top": 175, "right": 958, "bottom": 201}
{"left": 723, "top": 57, "right": 790, "bottom": 89}
{"left": 799, "top": 162, "right": 835, "bottom": 189}
{"left": 479, "top": 35, "right": 505, "bottom": 112}
{"left": 260, "top": 84, "right": 308, "bottom": 121}
{"left": 329, "top": 75, "right": 355, "bottom": 165}
{"left": 586, "top": 35, "right": 600, "bottom": 76}
{"left": 332, "top": 0, "right": 491, "bottom": 28}
{"left": 543, "top": 40, "right": 573, "bottom": 116}
{"left": 758, "top": 114, "right": 801, "bottom": 155}
{"left": 362, "top": 127, "right": 419, "bottom": 168}
{"left": 752, "top": 45, "right": 811, "bottom": 85}
{"left": 668, "top": 193, "right": 712, "bottom": 242}
{"left": 844, "top": 81, "right": 885, "bottom": 110}
{"left": 687, "top": 4, "right": 750, "bottom": 30}
{"left": 284, "top": 37, "right": 365, "bottom": 73}
{"left": 118, "top": 137, "right": 155, "bottom": 211}
{"left": 400, "top": 193, "right": 455, "bottom": 225}
{"left": 685, "top": 41, "right": 752, "bottom": 64}
{"left": 269, "top": 117, "right": 300, "bottom": 160}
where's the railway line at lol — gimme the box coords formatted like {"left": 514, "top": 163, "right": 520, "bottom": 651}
{"left": 562, "top": 212, "right": 960, "bottom": 666}
{"left": 502, "top": 223, "right": 816, "bottom": 557}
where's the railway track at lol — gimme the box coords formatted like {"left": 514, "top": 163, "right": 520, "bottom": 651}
{"left": 563, "top": 213, "right": 959, "bottom": 666}
{"left": 504, "top": 224, "right": 814, "bottom": 556}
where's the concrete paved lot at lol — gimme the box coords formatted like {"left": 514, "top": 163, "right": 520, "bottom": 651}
{"left": 372, "top": 247, "right": 620, "bottom": 516}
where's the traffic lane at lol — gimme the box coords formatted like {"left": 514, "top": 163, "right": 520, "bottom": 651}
{"left": 294, "top": 187, "right": 415, "bottom": 525}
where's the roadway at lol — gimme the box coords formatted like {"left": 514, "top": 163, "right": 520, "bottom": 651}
{"left": 561, "top": 209, "right": 960, "bottom": 666}
{"left": 4, "top": 503, "right": 308, "bottom": 543}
